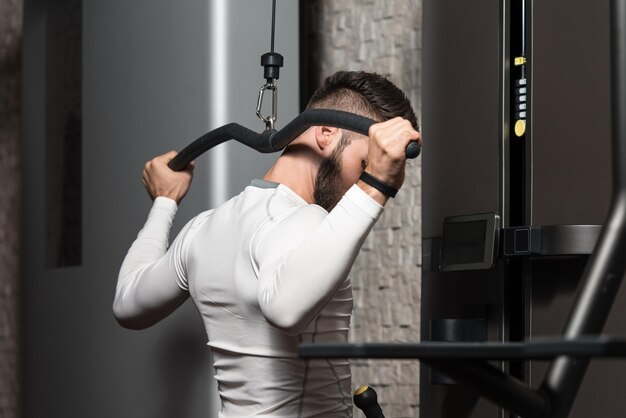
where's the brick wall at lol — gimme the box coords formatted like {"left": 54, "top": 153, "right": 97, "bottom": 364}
{"left": 0, "top": 1, "right": 22, "bottom": 417}
{"left": 305, "top": 1, "right": 422, "bottom": 416}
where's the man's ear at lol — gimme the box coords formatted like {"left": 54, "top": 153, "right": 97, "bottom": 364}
{"left": 314, "top": 126, "right": 341, "bottom": 153}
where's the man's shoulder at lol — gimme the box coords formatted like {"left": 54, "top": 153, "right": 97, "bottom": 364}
{"left": 268, "top": 186, "right": 326, "bottom": 222}
{"left": 262, "top": 203, "right": 327, "bottom": 242}
{"left": 180, "top": 208, "right": 216, "bottom": 239}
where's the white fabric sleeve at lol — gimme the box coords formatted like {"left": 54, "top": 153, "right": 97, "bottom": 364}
{"left": 113, "top": 197, "right": 199, "bottom": 329}
{"left": 254, "top": 184, "right": 384, "bottom": 335}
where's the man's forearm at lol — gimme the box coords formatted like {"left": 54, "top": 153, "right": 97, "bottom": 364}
{"left": 113, "top": 197, "right": 189, "bottom": 329}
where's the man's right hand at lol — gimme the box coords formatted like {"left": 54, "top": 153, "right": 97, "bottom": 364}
{"left": 365, "top": 117, "right": 421, "bottom": 191}
{"left": 142, "top": 151, "right": 194, "bottom": 205}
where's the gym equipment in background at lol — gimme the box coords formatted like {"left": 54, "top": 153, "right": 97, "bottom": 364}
{"left": 300, "top": 0, "right": 626, "bottom": 417}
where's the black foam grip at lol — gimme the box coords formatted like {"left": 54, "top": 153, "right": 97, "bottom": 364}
{"left": 267, "top": 109, "right": 373, "bottom": 150}
{"left": 168, "top": 124, "right": 272, "bottom": 171}
{"left": 406, "top": 141, "right": 421, "bottom": 158}
{"left": 269, "top": 109, "right": 421, "bottom": 159}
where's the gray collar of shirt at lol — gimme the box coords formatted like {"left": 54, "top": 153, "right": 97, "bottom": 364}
{"left": 251, "top": 179, "right": 280, "bottom": 189}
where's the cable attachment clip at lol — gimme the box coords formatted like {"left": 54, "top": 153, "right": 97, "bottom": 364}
{"left": 256, "top": 81, "right": 278, "bottom": 131}
{"left": 256, "top": 52, "right": 284, "bottom": 131}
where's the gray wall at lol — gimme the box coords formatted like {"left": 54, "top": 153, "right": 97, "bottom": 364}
{"left": 21, "top": 1, "right": 298, "bottom": 417}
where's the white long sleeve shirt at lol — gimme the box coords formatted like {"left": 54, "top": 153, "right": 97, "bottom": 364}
{"left": 114, "top": 180, "right": 384, "bottom": 417}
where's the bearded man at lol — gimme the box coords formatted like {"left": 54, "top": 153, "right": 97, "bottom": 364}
{"left": 114, "top": 71, "right": 421, "bottom": 418}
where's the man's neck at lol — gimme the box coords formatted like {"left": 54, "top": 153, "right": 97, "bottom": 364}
{"left": 263, "top": 145, "right": 320, "bottom": 204}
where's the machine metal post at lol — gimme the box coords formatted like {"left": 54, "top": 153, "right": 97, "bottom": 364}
{"left": 539, "top": 1, "right": 626, "bottom": 416}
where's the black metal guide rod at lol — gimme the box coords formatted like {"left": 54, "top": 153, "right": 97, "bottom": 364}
{"left": 299, "top": 337, "right": 626, "bottom": 360}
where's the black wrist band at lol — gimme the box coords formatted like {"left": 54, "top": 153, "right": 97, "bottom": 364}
{"left": 359, "top": 171, "right": 398, "bottom": 198}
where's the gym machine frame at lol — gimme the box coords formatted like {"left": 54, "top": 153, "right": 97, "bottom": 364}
{"left": 300, "top": 1, "right": 626, "bottom": 417}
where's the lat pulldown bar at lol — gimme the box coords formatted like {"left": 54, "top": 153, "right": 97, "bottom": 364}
{"left": 167, "top": 109, "right": 421, "bottom": 171}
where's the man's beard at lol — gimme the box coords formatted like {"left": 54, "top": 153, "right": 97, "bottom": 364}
{"left": 313, "top": 147, "right": 343, "bottom": 212}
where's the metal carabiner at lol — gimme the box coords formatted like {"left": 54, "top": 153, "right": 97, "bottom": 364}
{"left": 256, "top": 81, "right": 278, "bottom": 131}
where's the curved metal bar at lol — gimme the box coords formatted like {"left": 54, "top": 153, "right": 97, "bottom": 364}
{"left": 168, "top": 109, "right": 421, "bottom": 171}
{"left": 167, "top": 123, "right": 272, "bottom": 171}
{"left": 267, "top": 109, "right": 376, "bottom": 150}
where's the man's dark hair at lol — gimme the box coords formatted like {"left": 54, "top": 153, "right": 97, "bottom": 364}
{"left": 306, "top": 71, "right": 419, "bottom": 131}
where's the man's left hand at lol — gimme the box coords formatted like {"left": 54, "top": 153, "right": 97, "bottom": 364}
{"left": 142, "top": 151, "right": 194, "bottom": 205}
